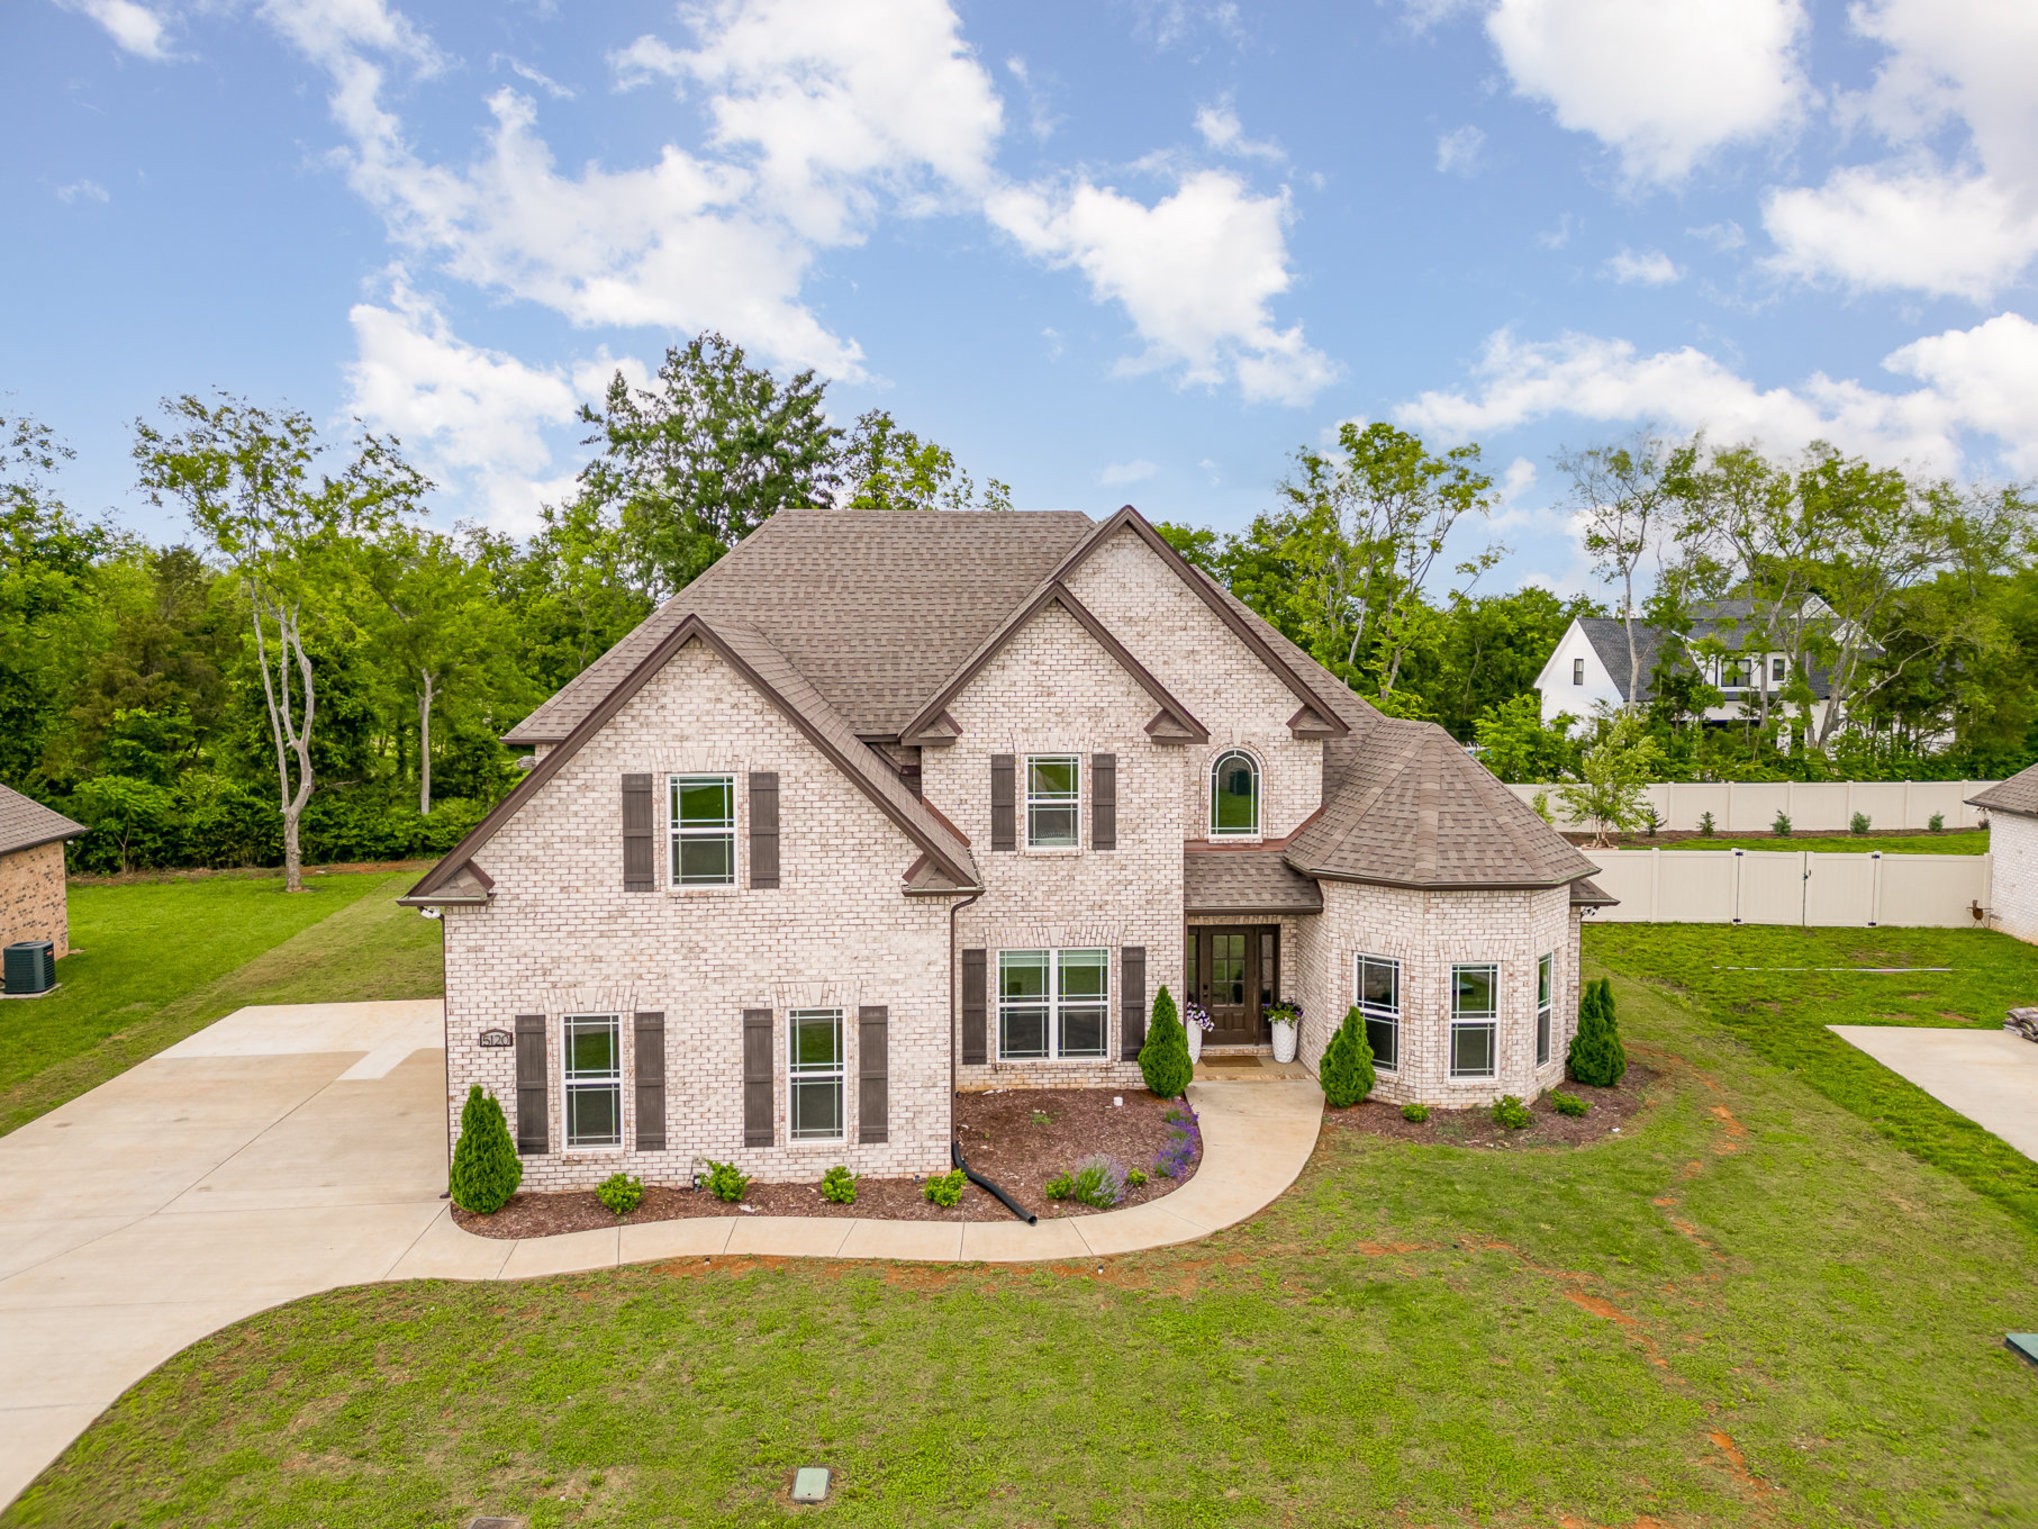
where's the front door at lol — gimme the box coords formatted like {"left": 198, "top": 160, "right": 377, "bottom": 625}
{"left": 1190, "top": 925, "right": 1279, "bottom": 1046}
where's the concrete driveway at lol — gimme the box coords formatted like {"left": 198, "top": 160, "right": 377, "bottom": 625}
{"left": 1831, "top": 1024, "right": 2038, "bottom": 1161}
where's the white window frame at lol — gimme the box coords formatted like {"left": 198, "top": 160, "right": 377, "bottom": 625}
{"left": 1023, "top": 754, "right": 1081, "bottom": 849}
{"left": 1355, "top": 954, "right": 1400, "bottom": 1073}
{"left": 1536, "top": 953, "right": 1554, "bottom": 1068}
{"left": 787, "top": 1008, "right": 845, "bottom": 1144}
{"left": 1571, "top": 657, "right": 1585, "bottom": 686}
{"left": 1209, "top": 749, "right": 1262, "bottom": 839}
{"left": 669, "top": 773, "right": 736, "bottom": 887}
{"left": 1449, "top": 963, "right": 1499, "bottom": 1080}
{"left": 562, "top": 1012, "right": 623, "bottom": 1150}
{"left": 996, "top": 947, "right": 1110, "bottom": 1061}
{"left": 1770, "top": 655, "right": 1786, "bottom": 684}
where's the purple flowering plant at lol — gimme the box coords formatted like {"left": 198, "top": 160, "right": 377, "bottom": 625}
{"left": 1266, "top": 998, "right": 1302, "bottom": 1027}
{"left": 1183, "top": 999, "right": 1214, "bottom": 1033}
{"left": 1152, "top": 1102, "right": 1201, "bottom": 1179}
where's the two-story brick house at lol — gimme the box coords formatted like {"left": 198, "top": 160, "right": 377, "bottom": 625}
{"left": 403, "top": 507, "right": 1610, "bottom": 1189}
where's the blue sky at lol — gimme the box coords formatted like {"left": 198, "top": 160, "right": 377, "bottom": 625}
{"left": 7, "top": 0, "right": 2036, "bottom": 595}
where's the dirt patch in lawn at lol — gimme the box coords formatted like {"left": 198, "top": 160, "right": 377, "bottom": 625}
{"left": 1321, "top": 1064, "right": 1655, "bottom": 1150}
{"left": 455, "top": 1088, "right": 1202, "bottom": 1238}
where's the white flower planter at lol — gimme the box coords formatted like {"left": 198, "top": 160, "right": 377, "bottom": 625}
{"left": 1270, "top": 1019, "right": 1298, "bottom": 1064}
{"left": 1187, "top": 1024, "right": 1205, "bottom": 1064}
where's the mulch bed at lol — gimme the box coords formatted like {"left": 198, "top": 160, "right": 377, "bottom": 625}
{"left": 455, "top": 1087, "right": 1202, "bottom": 1239}
{"left": 1321, "top": 1064, "right": 1655, "bottom": 1150}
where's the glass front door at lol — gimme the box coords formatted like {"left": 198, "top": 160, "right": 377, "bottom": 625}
{"left": 1189, "top": 925, "right": 1278, "bottom": 1046}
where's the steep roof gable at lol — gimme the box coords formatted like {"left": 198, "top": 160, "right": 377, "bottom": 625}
{"left": 403, "top": 613, "right": 980, "bottom": 906}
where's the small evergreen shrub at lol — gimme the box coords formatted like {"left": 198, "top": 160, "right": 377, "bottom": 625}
{"left": 821, "top": 1166, "right": 858, "bottom": 1205}
{"left": 1640, "top": 804, "right": 1662, "bottom": 838}
{"left": 1850, "top": 811, "right": 1872, "bottom": 836}
{"left": 922, "top": 1168, "right": 966, "bottom": 1207}
{"left": 1044, "top": 1172, "right": 1073, "bottom": 1200}
{"left": 1697, "top": 810, "right": 1716, "bottom": 837}
{"left": 1319, "top": 1004, "right": 1376, "bottom": 1109}
{"left": 1492, "top": 1094, "right": 1531, "bottom": 1130}
{"left": 1127, "top": 1167, "right": 1150, "bottom": 1187}
{"left": 702, "top": 1159, "right": 750, "bottom": 1203}
{"left": 1550, "top": 1090, "right": 1589, "bottom": 1117}
{"left": 1138, "top": 984, "right": 1193, "bottom": 1099}
{"left": 596, "top": 1172, "right": 644, "bottom": 1216}
{"left": 1401, "top": 1102, "right": 1430, "bottom": 1123}
{"left": 1929, "top": 812, "right": 1946, "bottom": 832}
{"left": 448, "top": 1085, "right": 522, "bottom": 1214}
{"left": 1771, "top": 810, "right": 1793, "bottom": 837}
{"left": 1067, "top": 1154, "right": 1126, "bottom": 1208}
{"left": 1567, "top": 976, "right": 1628, "bottom": 1087}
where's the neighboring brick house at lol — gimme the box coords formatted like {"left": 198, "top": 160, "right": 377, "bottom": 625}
{"left": 0, "top": 784, "right": 86, "bottom": 961}
{"left": 1972, "top": 766, "right": 2038, "bottom": 944}
{"left": 405, "top": 508, "right": 1611, "bottom": 1188}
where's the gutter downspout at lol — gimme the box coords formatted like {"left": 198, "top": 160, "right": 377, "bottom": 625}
{"left": 947, "top": 884, "right": 1032, "bottom": 1224}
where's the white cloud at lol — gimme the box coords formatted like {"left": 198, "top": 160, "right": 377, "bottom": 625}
{"left": 987, "top": 169, "right": 1335, "bottom": 404}
{"left": 57, "top": 0, "right": 174, "bottom": 60}
{"left": 1128, "top": 1, "right": 1244, "bottom": 50}
{"left": 1099, "top": 458, "right": 1159, "bottom": 485}
{"left": 1688, "top": 220, "right": 1746, "bottom": 251}
{"left": 495, "top": 54, "right": 574, "bottom": 100}
{"left": 1763, "top": 165, "right": 2038, "bottom": 301}
{"left": 55, "top": 179, "right": 110, "bottom": 204}
{"left": 1395, "top": 315, "right": 2038, "bottom": 476}
{"left": 1486, "top": 0, "right": 1809, "bottom": 184}
{"left": 1195, "top": 98, "right": 1283, "bottom": 161}
{"left": 1435, "top": 124, "right": 1484, "bottom": 176}
{"left": 1602, "top": 247, "right": 1681, "bottom": 285}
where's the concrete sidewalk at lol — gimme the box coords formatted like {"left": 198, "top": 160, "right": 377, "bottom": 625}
{"left": 0, "top": 1001, "right": 1321, "bottom": 1508}
{"left": 1831, "top": 1024, "right": 2038, "bottom": 1161}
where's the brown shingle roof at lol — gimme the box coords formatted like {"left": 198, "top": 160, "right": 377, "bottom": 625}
{"left": 1184, "top": 847, "right": 1324, "bottom": 915}
{"left": 1970, "top": 764, "right": 2038, "bottom": 819}
{"left": 505, "top": 509, "right": 1096, "bottom": 744}
{"left": 0, "top": 784, "right": 84, "bottom": 859}
{"left": 1570, "top": 877, "right": 1619, "bottom": 908}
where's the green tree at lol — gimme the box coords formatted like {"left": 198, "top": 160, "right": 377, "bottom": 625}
{"left": 1319, "top": 1005, "right": 1376, "bottom": 1108}
{"left": 1557, "top": 707, "right": 1663, "bottom": 846}
{"left": 1138, "top": 985, "right": 1193, "bottom": 1100}
{"left": 449, "top": 1085, "right": 523, "bottom": 1213}
{"left": 1567, "top": 977, "right": 1627, "bottom": 1087}
{"left": 839, "top": 409, "right": 1009, "bottom": 512}
{"left": 1473, "top": 694, "right": 1578, "bottom": 782}
{"left": 1559, "top": 429, "right": 1686, "bottom": 706}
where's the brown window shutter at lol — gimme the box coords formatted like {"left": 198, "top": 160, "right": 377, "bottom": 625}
{"left": 748, "top": 771, "right": 780, "bottom": 889}
{"left": 634, "top": 1011, "right": 666, "bottom": 1151}
{"left": 514, "top": 1013, "right": 549, "bottom": 1154}
{"left": 1119, "top": 948, "right": 1147, "bottom": 1060}
{"left": 989, "top": 754, "right": 1015, "bottom": 851}
{"left": 961, "top": 947, "right": 987, "bottom": 1064}
{"left": 1092, "top": 753, "right": 1117, "bottom": 850}
{"left": 858, "top": 1005, "right": 889, "bottom": 1144}
{"left": 742, "top": 1008, "right": 774, "bottom": 1147}
{"left": 622, "top": 773, "right": 655, "bottom": 890}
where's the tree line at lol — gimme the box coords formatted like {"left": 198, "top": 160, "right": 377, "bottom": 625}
{"left": 5, "top": 335, "right": 2035, "bottom": 880}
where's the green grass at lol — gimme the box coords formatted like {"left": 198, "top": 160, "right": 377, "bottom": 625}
{"left": 0, "top": 869, "right": 442, "bottom": 1135}
{"left": 1589, "top": 924, "right": 2038, "bottom": 1234}
{"left": 1655, "top": 830, "right": 1990, "bottom": 855}
{"left": 10, "top": 931, "right": 2038, "bottom": 1527}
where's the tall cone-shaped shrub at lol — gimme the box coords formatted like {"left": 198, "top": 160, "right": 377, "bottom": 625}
{"left": 1139, "top": 984, "right": 1193, "bottom": 1099}
{"left": 449, "top": 1084, "right": 523, "bottom": 1214}
{"left": 1320, "top": 1004, "right": 1376, "bottom": 1108}
{"left": 1567, "top": 976, "right": 1627, "bottom": 1087}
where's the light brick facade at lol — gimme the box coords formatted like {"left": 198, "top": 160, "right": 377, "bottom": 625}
{"left": 432, "top": 519, "right": 1596, "bottom": 1191}
{"left": 1987, "top": 812, "right": 2038, "bottom": 944}
{"left": 0, "top": 842, "right": 70, "bottom": 960}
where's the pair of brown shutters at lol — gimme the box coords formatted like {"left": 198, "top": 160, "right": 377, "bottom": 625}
{"left": 622, "top": 772, "right": 779, "bottom": 889}
{"left": 511, "top": 1011, "right": 666, "bottom": 1155}
{"left": 960, "top": 945, "right": 1147, "bottom": 1064}
{"left": 989, "top": 754, "right": 1116, "bottom": 851}
{"left": 743, "top": 1006, "right": 889, "bottom": 1146}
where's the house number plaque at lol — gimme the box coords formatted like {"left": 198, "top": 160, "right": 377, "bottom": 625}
{"left": 478, "top": 1028, "right": 513, "bottom": 1048}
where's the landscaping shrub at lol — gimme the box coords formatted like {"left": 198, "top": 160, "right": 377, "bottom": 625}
{"left": 1929, "top": 812, "right": 1946, "bottom": 832}
{"left": 1138, "top": 984, "right": 1193, "bottom": 1099}
{"left": 1772, "top": 810, "right": 1793, "bottom": 837}
{"left": 1567, "top": 975, "right": 1628, "bottom": 1087}
{"left": 1640, "top": 804, "right": 1662, "bottom": 838}
{"left": 1319, "top": 1004, "right": 1376, "bottom": 1108}
{"left": 1153, "top": 1105, "right": 1200, "bottom": 1178}
{"left": 1550, "top": 1090, "right": 1589, "bottom": 1117}
{"left": 1492, "top": 1094, "right": 1531, "bottom": 1130}
{"left": 1401, "top": 1102, "right": 1430, "bottom": 1123}
{"left": 1126, "top": 1167, "right": 1149, "bottom": 1187}
{"left": 923, "top": 1168, "right": 966, "bottom": 1207}
{"left": 1850, "top": 811, "right": 1872, "bottom": 836}
{"left": 596, "top": 1172, "right": 644, "bottom": 1217}
{"left": 702, "top": 1160, "right": 750, "bottom": 1203}
{"left": 448, "top": 1085, "right": 522, "bottom": 1214}
{"left": 1697, "top": 810, "right": 1716, "bottom": 837}
{"left": 821, "top": 1166, "right": 858, "bottom": 1205}
{"left": 1044, "top": 1172, "right": 1073, "bottom": 1200}
{"left": 1067, "top": 1154, "right": 1126, "bottom": 1209}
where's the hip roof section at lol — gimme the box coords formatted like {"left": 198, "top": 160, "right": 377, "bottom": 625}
{"left": 0, "top": 784, "right": 85, "bottom": 859}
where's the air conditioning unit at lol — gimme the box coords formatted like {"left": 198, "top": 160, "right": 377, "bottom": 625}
{"left": 3, "top": 940, "right": 55, "bottom": 996}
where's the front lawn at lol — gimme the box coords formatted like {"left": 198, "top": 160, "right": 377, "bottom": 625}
{"left": 0, "top": 868, "right": 442, "bottom": 1135}
{"left": 10, "top": 930, "right": 2037, "bottom": 1527}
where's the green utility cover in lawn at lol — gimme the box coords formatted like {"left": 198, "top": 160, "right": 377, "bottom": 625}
{"left": 792, "top": 1467, "right": 831, "bottom": 1503}
{"left": 2009, "top": 1334, "right": 2038, "bottom": 1368}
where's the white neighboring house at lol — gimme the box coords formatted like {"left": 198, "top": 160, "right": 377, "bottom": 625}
{"left": 1971, "top": 765, "right": 2038, "bottom": 944}
{"left": 1534, "top": 598, "right": 1849, "bottom": 737}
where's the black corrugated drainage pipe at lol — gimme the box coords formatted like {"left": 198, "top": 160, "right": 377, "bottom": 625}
{"left": 953, "top": 1138, "right": 1035, "bottom": 1225}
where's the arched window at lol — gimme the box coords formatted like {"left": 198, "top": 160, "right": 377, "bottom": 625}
{"left": 1210, "top": 750, "right": 1260, "bottom": 838}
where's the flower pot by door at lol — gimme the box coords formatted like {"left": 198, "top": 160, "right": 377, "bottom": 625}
{"left": 1270, "top": 1019, "right": 1298, "bottom": 1064}
{"left": 1187, "top": 1023, "right": 1204, "bottom": 1064}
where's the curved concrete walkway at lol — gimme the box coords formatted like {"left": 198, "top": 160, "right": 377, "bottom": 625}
{"left": 0, "top": 1000, "right": 1320, "bottom": 1508}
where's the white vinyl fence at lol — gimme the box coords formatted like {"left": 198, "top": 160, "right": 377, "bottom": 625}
{"left": 1583, "top": 849, "right": 1992, "bottom": 928}
{"left": 1509, "top": 779, "right": 1996, "bottom": 834}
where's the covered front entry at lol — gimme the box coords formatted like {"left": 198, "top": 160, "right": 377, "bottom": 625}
{"left": 1188, "top": 924, "right": 1280, "bottom": 1046}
